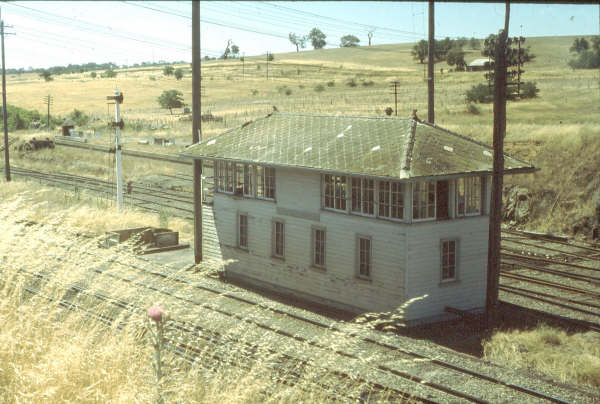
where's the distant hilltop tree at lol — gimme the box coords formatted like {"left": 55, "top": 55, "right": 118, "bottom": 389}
{"left": 411, "top": 40, "right": 428, "bottom": 64}
{"left": 157, "top": 89, "right": 184, "bottom": 115}
{"left": 570, "top": 37, "right": 589, "bottom": 54}
{"left": 568, "top": 36, "right": 600, "bottom": 69}
{"left": 163, "top": 65, "right": 174, "bottom": 76}
{"left": 308, "top": 28, "right": 326, "bottom": 50}
{"left": 174, "top": 68, "right": 184, "bottom": 80}
{"left": 40, "top": 70, "right": 53, "bottom": 82}
{"left": 288, "top": 32, "right": 307, "bottom": 52}
{"left": 340, "top": 35, "right": 360, "bottom": 48}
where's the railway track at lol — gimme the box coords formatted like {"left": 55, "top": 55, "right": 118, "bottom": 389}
{"left": 12, "top": 231, "right": 589, "bottom": 404}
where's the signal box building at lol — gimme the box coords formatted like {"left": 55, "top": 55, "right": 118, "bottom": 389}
{"left": 182, "top": 112, "right": 534, "bottom": 322}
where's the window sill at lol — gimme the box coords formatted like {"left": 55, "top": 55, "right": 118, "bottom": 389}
{"left": 271, "top": 256, "right": 285, "bottom": 263}
{"left": 354, "top": 276, "right": 372, "bottom": 284}
{"left": 310, "top": 265, "right": 326, "bottom": 273}
{"left": 439, "top": 279, "right": 460, "bottom": 287}
{"left": 234, "top": 246, "right": 249, "bottom": 253}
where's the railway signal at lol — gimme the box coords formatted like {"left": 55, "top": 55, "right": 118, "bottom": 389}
{"left": 107, "top": 88, "right": 124, "bottom": 212}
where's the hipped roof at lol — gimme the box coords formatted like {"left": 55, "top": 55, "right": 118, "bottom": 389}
{"left": 180, "top": 112, "right": 535, "bottom": 180}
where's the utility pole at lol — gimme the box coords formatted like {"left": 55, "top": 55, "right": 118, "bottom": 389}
{"left": 266, "top": 51, "right": 270, "bottom": 80}
{"left": 192, "top": 0, "right": 203, "bottom": 264}
{"left": 486, "top": 2, "right": 510, "bottom": 325}
{"left": 427, "top": 0, "right": 435, "bottom": 124}
{"left": 107, "top": 88, "right": 124, "bottom": 212}
{"left": 390, "top": 81, "right": 399, "bottom": 116}
{"left": 42, "top": 94, "right": 53, "bottom": 130}
{"left": 1, "top": 10, "right": 14, "bottom": 182}
{"left": 242, "top": 52, "right": 245, "bottom": 80}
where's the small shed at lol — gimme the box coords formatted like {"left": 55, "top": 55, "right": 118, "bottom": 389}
{"left": 467, "top": 58, "right": 492, "bottom": 72}
{"left": 61, "top": 119, "right": 75, "bottom": 136}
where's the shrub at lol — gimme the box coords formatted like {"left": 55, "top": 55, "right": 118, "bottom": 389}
{"left": 68, "top": 109, "right": 90, "bottom": 126}
{"left": 465, "top": 103, "right": 481, "bottom": 115}
{"left": 298, "top": 84, "right": 305, "bottom": 89}
{"left": 326, "top": 80, "right": 335, "bottom": 87}
{"left": 149, "top": 76, "right": 156, "bottom": 81}
{"left": 251, "top": 89, "right": 259, "bottom": 96}
{"left": 163, "top": 65, "right": 174, "bottom": 76}
{"left": 362, "top": 80, "right": 375, "bottom": 87}
{"left": 101, "top": 69, "right": 117, "bottom": 78}
{"left": 465, "top": 83, "right": 493, "bottom": 103}
{"left": 314, "top": 84, "right": 325, "bottom": 92}
{"left": 174, "top": 69, "right": 184, "bottom": 80}
{"left": 0, "top": 105, "right": 41, "bottom": 131}
{"left": 567, "top": 50, "right": 600, "bottom": 69}
{"left": 285, "top": 88, "right": 292, "bottom": 96}
{"left": 90, "top": 72, "right": 97, "bottom": 78}
{"left": 346, "top": 78, "right": 357, "bottom": 87}
{"left": 384, "top": 107, "right": 393, "bottom": 116}
{"left": 520, "top": 82, "right": 539, "bottom": 99}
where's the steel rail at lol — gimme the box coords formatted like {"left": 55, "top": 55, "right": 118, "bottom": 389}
{"left": 7, "top": 268, "right": 436, "bottom": 404}
{"left": 502, "top": 229, "right": 600, "bottom": 254}
{"left": 501, "top": 248, "right": 600, "bottom": 273}
{"left": 499, "top": 286, "right": 600, "bottom": 318}
{"left": 501, "top": 272, "right": 600, "bottom": 299}
{"left": 502, "top": 257, "right": 600, "bottom": 283}
{"left": 502, "top": 237, "right": 600, "bottom": 262}
{"left": 499, "top": 284, "right": 600, "bottom": 311}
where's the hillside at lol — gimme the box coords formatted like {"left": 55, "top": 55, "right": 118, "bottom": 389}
{"left": 3, "top": 35, "right": 600, "bottom": 235}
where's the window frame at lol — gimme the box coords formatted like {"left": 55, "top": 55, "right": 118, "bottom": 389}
{"left": 272, "top": 219, "right": 285, "bottom": 259}
{"left": 238, "top": 212, "right": 248, "bottom": 250}
{"left": 356, "top": 235, "right": 372, "bottom": 280}
{"left": 455, "top": 176, "right": 482, "bottom": 217}
{"left": 440, "top": 238, "right": 459, "bottom": 283}
{"left": 322, "top": 174, "right": 347, "bottom": 212}
{"left": 214, "top": 160, "right": 275, "bottom": 201}
{"left": 412, "top": 181, "right": 436, "bottom": 221}
{"left": 311, "top": 226, "right": 326, "bottom": 269}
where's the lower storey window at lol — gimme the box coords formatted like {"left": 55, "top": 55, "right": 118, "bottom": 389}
{"left": 273, "top": 220, "right": 285, "bottom": 258}
{"left": 313, "top": 228, "right": 326, "bottom": 268}
{"left": 441, "top": 239, "right": 457, "bottom": 281}
{"left": 357, "top": 236, "right": 372, "bottom": 278}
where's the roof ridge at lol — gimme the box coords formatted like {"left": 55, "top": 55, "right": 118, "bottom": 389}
{"left": 416, "top": 120, "right": 533, "bottom": 167}
{"left": 272, "top": 111, "right": 412, "bottom": 121}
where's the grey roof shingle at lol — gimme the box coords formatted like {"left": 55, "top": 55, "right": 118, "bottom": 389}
{"left": 180, "top": 112, "right": 535, "bottom": 180}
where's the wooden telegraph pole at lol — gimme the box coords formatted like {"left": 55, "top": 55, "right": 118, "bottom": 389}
{"left": 1, "top": 10, "right": 14, "bottom": 182}
{"left": 427, "top": 0, "right": 434, "bottom": 124}
{"left": 486, "top": 2, "right": 510, "bottom": 324}
{"left": 42, "top": 94, "right": 53, "bottom": 130}
{"left": 192, "top": 0, "right": 203, "bottom": 264}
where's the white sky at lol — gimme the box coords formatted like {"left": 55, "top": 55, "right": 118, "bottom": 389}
{"left": 2, "top": 1, "right": 599, "bottom": 69}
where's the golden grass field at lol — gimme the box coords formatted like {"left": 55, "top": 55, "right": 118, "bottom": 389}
{"left": 1, "top": 36, "right": 599, "bottom": 400}
{"left": 3, "top": 35, "right": 599, "bottom": 234}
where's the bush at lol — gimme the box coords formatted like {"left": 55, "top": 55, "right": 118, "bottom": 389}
{"left": 90, "top": 72, "right": 97, "bottom": 78}
{"left": 251, "top": 89, "right": 259, "bottom": 96}
{"left": 314, "top": 84, "right": 325, "bottom": 92}
{"left": 149, "top": 76, "right": 156, "bottom": 81}
{"left": 101, "top": 69, "right": 117, "bottom": 78}
{"left": 346, "top": 78, "right": 357, "bottom": 87}
{"left": 67, "top": 109, "right": 90, "bottom": 126}
{"left": 384, "top": 107, "right": 393, "bottom": 116}
{"left": 568, "top": 50, "right": 600, "bottom": 69}
{"left": 520, "top": 82, "right": 539, "bottom": 99}
{"left": 163, "top": 65, "right": 174, "bottom": 76}
{"left": 465, "top": 83, "right": 493, "bottom": 103}
{"left": 465, "top": 103, "right": 481, "bottom": 115}
{"left": 174, "top": 69, "right": 184, "bottom": 80}
{"left": 326, "top": 80, "right": 335, "bottom": 87}
{"left": 0, "top": 105, "right": 41, "bottom": 131}
{"left": 362, "top": 80, "right": 375, "bottom": 87}
{"left": 285, "top": 88, "right": 292, "bottom": 96}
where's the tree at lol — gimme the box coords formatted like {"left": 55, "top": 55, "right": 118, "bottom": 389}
{"left": 340, "top": 35, "right": 360, "bottom": 48}
{"left": 101, "top": 69, "right": 117, "bottom": 78}
{"left": 221, "top": 39, "right": 232, "bottom": 59}
{"left": 40, "top": 70, "right": 53, "bottom": 82}
{"left": 157, "top": 90, "right": 184, "bottom": 115}
{"left": 411, "top": 40, "right": 428, "bottom": 64}
{"left": 90, "top": 72, "right": 97, "bottom": 78}
{"left": 592, "top": 36, "right": 600, "bottom": 55}
{"left": 570, "top": 37, "right": 589, "bottom": 54}
{"left": 447, "top": 47, "right": 466, "bottom": 70}
{"left": 174, "top": 68, "right": 184, "bottom": 80}
{"left": 469, "top": 37, "right": 480, "bottom": 49}
{"left": 308, "top": 28, "right": 326, "bottom": 50}
{"left": 163, "top": 65, "right": 174, "bottom": 76}
{"left": 367, "top": 31, "right": 373, "bottom": 46}
{"left": 231, "top": 44, "right": 239, "bottom": 58}
{"left": 288, "top": 33, "right": 306, "bottom": 52}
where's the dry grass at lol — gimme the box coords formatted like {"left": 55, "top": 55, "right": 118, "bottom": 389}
{"left": 0, "top": 180, "right": 415, "bottom": 403}
{"left": 483, "top": 325, "right": 600, "bottom": 388}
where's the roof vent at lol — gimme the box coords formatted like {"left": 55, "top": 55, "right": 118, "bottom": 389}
{"left": 371, "top": 145, "right": 381, "bottom": 152}
{"left": 207, "top": 139, "right": 216, "bottom": 146}
{"left": 443, "top": 145, "right": 454, "bottom": 152}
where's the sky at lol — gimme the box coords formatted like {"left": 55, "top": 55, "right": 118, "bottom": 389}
{"left": 1, "top": 1, "right": 599, "bottom": 70}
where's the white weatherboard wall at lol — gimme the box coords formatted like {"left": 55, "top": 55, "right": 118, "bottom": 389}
{"left": 214, "top": 167, "right": 407, "bottom": 313}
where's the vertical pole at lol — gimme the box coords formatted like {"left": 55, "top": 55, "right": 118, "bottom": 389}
{"left": 46, "top": 95, "right": 51, "bottom": 129}
{"left": 192, "top": 0, "right": 203, "bottom": 264}
{"left": 266, "top": 51, "right": 269, "bottom": 80}
{"left": 242, "top": 53, "right": 245, "bottom": 80}
{"left": 114, "top": 88, "right": 123, "bottom": 212}
{"left": 486, "top": 2, "right": 510, "bottom": 325}
{"left": 427, "top": 0, "right": 435, "bottom": 124}
{"left": 394, "top": 82, "right": 398, "bottom": 116}
{"left": 517, "top": 36, "right": 521, "bottom": 98}
{"left": 1, "top": 16, "right": 10, "bottom": 182}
